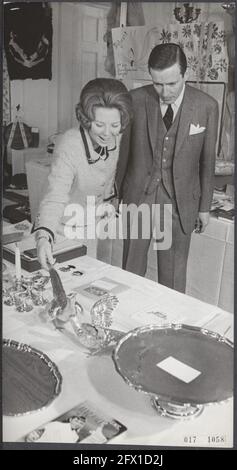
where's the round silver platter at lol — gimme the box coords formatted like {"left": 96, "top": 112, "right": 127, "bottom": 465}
{"left": 112, "top": 323, "right": 233, "bottom": 419}
{"left": 3, "top": 338, "right": 62, "bottom": 416}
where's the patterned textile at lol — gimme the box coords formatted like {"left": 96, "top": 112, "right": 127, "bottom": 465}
{"left": 104, "top": 2, "right": 145, "bottom": 76}
{"left": 112, "top": 22, "right": 228, "bottom": 83}
{"left": 3, "top": 51, "right": 11, "bottom": 124}
{"left": 163, "top": 105, "right": 174, "bottom": 131}
{"left": 4, "top": 2, "right": 52, "bottom": 80}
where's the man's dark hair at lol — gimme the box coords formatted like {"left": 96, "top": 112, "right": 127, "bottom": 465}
{"left": 148, "top": 43, "right": 187, "bottom": 76}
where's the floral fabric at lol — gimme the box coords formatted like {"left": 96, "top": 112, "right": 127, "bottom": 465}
{"left": 112, "top": 22, "right": 228, "bottom": 83}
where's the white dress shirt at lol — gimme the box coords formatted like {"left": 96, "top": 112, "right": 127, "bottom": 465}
{"left": 160, "top": 84, "right": 185, "bottom": 120}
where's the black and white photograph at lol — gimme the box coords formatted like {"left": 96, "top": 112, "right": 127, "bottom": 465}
{"left": 23, "top": 400, "right": 127, "bottom": 444}
{"left": 2, "top": 1, "right": 235, "bottom": 451}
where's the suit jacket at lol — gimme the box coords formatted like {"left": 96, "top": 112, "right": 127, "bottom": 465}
{"left": 116, "top": 84, "right": 219, "bottom": 234}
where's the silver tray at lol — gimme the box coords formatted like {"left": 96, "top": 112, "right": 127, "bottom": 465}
{"left": 113, "top": 324, "right": 233, "bottom": 416}
{"left": 3, "top": 339, "right": 62, "bottom": 416}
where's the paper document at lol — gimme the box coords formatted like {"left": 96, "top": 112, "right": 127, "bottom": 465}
{"left": 156, "top": 356, "right": 201, "bottom": 383}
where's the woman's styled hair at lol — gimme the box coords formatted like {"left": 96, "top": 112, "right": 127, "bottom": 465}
{"left": 75, "top": 78, "right": 133, "bottom": 132}
{"left": 148, "top": 43, "right": 187, "bottom": 77}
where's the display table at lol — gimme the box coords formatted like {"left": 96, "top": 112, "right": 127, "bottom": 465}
{"left": 107, "top": 216, "right": 234, "bottom": 313}
{"left": 26, "top": 159, "right": 234, "bottom": 312}
{"left": 146, "top": 216, "right": 234, "bottom": 313}
{"left": 3, "top": 254, "right": 233, "bottom": 447}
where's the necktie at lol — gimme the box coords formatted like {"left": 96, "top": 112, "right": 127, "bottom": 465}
{"left": 163, "top": 104, "right": 173, "bottom": 131}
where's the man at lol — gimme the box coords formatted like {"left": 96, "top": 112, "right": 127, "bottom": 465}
{"left": 117, "top": 43, "right": 218, "bottom": 293}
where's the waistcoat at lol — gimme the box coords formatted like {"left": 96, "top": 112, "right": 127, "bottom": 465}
{"left": 145, "top": 104, "right": 182, "bottom": 198}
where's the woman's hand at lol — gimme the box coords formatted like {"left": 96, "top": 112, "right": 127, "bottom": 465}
{"left": 36, "top": 237, "right": 55, "bottom": 270}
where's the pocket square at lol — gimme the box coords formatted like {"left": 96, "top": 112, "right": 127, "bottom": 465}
{"left": 189, "top": 123, "right": 206, "bottom": 135}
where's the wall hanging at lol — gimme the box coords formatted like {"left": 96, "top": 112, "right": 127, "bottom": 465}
{"left": 4, "top": 2, "right": 52, "bottom": 80}
{"left": 104, "top": 1, "right": 145, "bottom": 76}
{"left": 112, "top": 22, "right": 228, "bottom": 84}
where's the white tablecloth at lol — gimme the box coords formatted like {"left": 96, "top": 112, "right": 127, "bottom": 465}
{"left": 3, "top": 255, "right": 234, "bottom": 447}
{"left": 105, "top": 216, "right": 234, "bottom": 313}
{"left": 25, "top": 157, "right": 234, "bottom": 312}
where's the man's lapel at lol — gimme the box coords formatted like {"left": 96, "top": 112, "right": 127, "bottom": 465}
{"left": 174, "top": 85, "right": 194, "bottom": 158}
{"left": 145, "top": 85, "right": 195, "bottom": 159}
{"left": 145, "top": 87, "right": 160, "bottom": 158}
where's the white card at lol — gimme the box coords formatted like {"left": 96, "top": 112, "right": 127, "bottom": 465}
{"left": 156, "top": 356, "right": 201, "bottom": 383}
{"left": 90, "top": 279, "right": 117, "bottom": 291}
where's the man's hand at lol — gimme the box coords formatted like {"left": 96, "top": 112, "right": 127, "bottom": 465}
{"left": 195, "top": 212, "right": 210, "bottom": 233}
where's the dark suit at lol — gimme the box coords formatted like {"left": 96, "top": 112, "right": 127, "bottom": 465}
{"left": 116, "top": 84, "right": 219, "bottom": 292}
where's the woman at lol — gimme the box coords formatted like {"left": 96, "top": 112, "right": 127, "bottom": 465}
{"left": 33, "top": 78, "right": 133, "bottom": 270}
